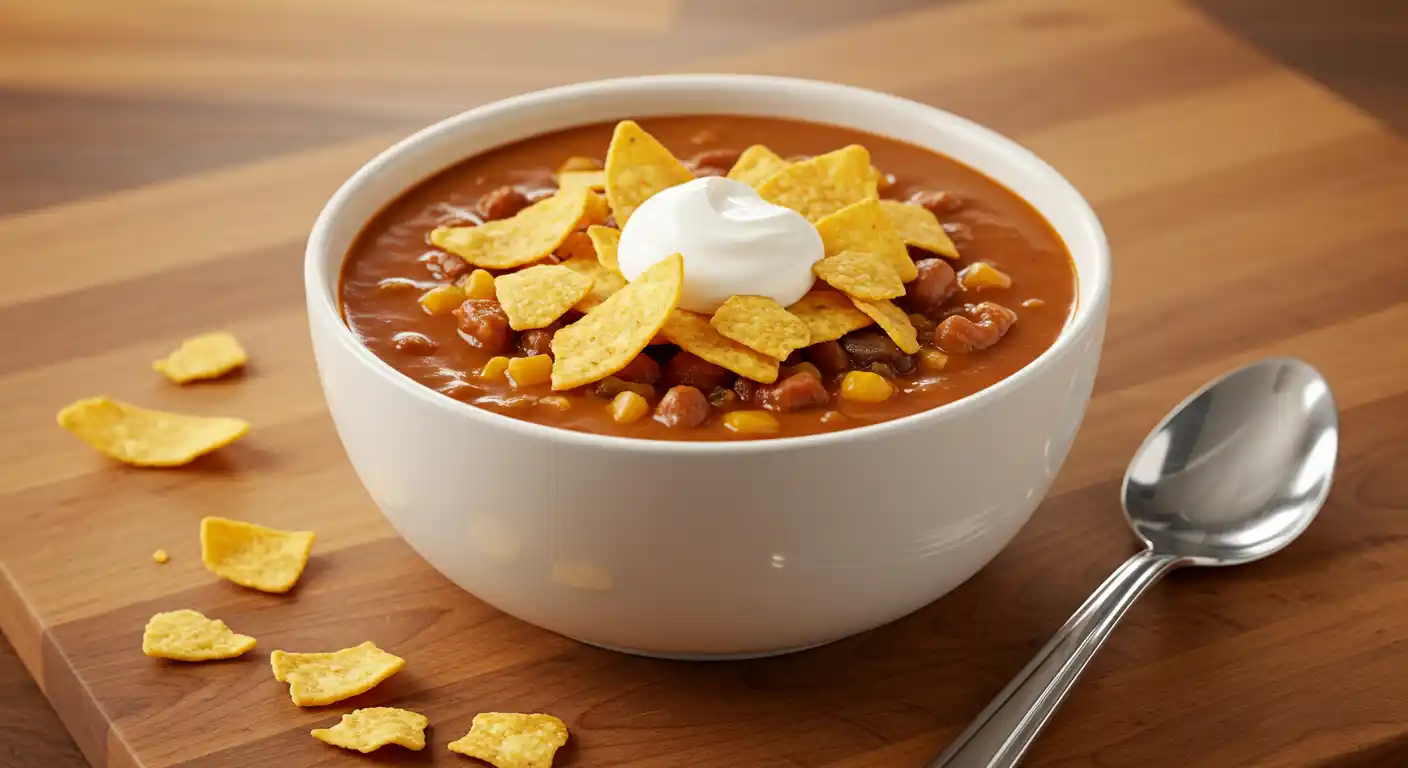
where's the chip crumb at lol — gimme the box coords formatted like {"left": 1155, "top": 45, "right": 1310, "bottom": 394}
{"left": 153, "top": 332, "right": 248, "bottom": 384}
{"left": 142, "top": 609, "right": 255, "bottom": 661}
{"left": 312, "top": 707, "right": 428, "bottom": 753}
{"left": 56, "top": 397, "right": 249, "bottom": 467}
{"left": 152, "top": 549, "right": 170, "bottom": 564}
{"left": 271, "top": 641, "right": 405, "bottom": 707}
{"left": 200, "top": 516, "right": 315, "bottom": 594}
{"left": 447, "top": 712, "right": 569, "bottom": 768}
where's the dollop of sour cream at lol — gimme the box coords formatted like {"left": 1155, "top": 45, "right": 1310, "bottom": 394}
{"left": 616, "top": 177, "right": 823, "bottom": 313}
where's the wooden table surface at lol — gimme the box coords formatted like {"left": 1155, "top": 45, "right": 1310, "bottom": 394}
{"left": 3, "top": 1, "right": 1406, "bottom": 766}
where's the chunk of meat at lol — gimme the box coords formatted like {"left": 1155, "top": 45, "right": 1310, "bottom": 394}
{"left": 841, "top": 330, "right": 907, "bottom": 368}
{"left": 661, "top": 351, "right": 733, "bottom": 392}
{"left": 454, "top": 299, "right": 514, "bottom": 355}
{"left": 758, "top": 372, "right": 829, "bottom": 413}
{"left": 904, "top": 258, "right": 958, "bottom": 319}
{"left": 806, "top": 340, "right": 850, "bottom": 374}
{"left": 616, "top": 354, "right": 662, "bottom": 384}
{"left": 907, "top": 189, "right": 964, "bottom": 215}
{"left": 654, "top": 386, "right": 710, "bottom": 428}
{"left": 934, "top": 302, "right": 1018, "bottom": 354}
{"left": 477, "top": 186, "right": 531, "bottom": 221}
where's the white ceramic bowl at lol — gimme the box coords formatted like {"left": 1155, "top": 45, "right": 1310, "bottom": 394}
{"left": 306, "top": 75, "right": 1110, "bottom": 659}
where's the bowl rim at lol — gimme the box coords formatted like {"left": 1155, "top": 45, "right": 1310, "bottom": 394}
{"left": 305, "top": 73, "right": 1111, "bottom": 455}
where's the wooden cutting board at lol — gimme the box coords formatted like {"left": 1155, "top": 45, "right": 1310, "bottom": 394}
{"left": 2, "top": 0, "right": 1407, "bottom": 766}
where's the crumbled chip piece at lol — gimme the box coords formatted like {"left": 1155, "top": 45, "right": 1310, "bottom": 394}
{"left": 660, "top": 310, "right": 779, "bottom": 383}
{"left": 785, "top": 291, "right": 873, "bottom": 343}
{"left": 709, "top": 296, "right": 811, "bottom": 360}
{"left": 142, "top": 609, "right": 255, "bottom": 661}
{"left": 756, "top": 145, "right": 876, "bottom": 222}
{"left": 815, "top": 198, "right": 917, "bottom": 282}
{"left": 604, "top": 120, "right": 693, "bottom": 226}
{"left": 56, "top": 397, "right": 249, "bottom": 467}
{"left": 551, "top": 254, "right": 683, "bottom": 390}
{"left": 153, "top": 332, "right": 248, "bottom": 384}
{"left": 586, "top": 225, "right": 622, "bottom": 273}
{"left": 200, "top": 516, "right": 315, "bottom": 594}
{"left": 270, "top": 641, "right": 405, "bottom": 707}
{"left": 494, "top": 265, "right": 593, "bottom": 331}
{"left": 447, "top": 713, "right": 569, "bottom": 768}
{"left": 879, "top": 199, "right": 959, "bottom": 258}
{"left": 312, "top": 707, "right": 428, "bottom": 753}
{"left": 811, "top": 249, "right": 905, "bottom": 300}
{"left": 959, "top": 261, "right": 1013, "bottom": 291}
{"left": 557, "top": 169, "right": 606, "bottom": 195}
{"left": 727, "top": 145, "right": 789, "bottom": 187}
{"left": 560, "top": 255, "right": 626, "bottom": 311}
{"left": 429, "top": 188, "right": 591, "bottom": 270}
{"left": 850, "top": 297, "right": 920, "bottom": 354}
{"left": 152, "top": 549, "right": 170, "bottom": 564}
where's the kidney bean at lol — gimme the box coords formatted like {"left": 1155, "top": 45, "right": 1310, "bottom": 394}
{"left": 905, "top": 258, "right": 958, "bottom": 319}
{"left": 477, "top": 186, "right": 531, "bottom": 221}
{"left": 454, "top": 299, "right": 514, "bottom": 355}
{"left": 758, "top": 372, "right": 829, "bottom": 412}
{"left": 617, "top": 353, "right": 662, "bottom": 384}
{"left": 934, "top": 302, "right": 1018, "bottom": 354}
{"left": 841, "top": 330, "right": 905, "bottom": 368}
{"left": 806, "top": 340, "right": 850, "bottom": 374}
{"left": 661, "top": 351, "right": 732, "bottom": 391}
{"left": 907, "top": 189, "right": 964, "bottom": 215}
{"left": 654, "top": 386, "right": 710, "bottom": 428}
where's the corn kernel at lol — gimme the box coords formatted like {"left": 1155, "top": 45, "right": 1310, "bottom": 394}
{"left": 457, "top": 269, "right": 496, "bottom": 300}
{"left": 559, "top": 156, "right": 603, "bottom": 173}
{"left": 840, "top": 370, "right": 894, "bottom": 403}
{"left": 722, "top": 410, "right": 780, "bottom": 435}
{"left": 919, "top": 348, "right": 949, "bottom": 374}
{"left": 782, "top": 362, "right": 822, "bottom": 381}
{"left": 506, "top": 354, "right": 553, "bottom": 388}
{"left": 479, "top": 356, "right": 510, "bottom": 381}
{"left": 610, "top": 391, "right": 649, "bottom": 423}
{"left": 538, "top": 395, "right": 573, "bottom": 411}
{"left": 958, "top": 262, "right": 1012, "bottom": 291}
{"left": 417, "top": 283, "right": 466, "bottom": 314}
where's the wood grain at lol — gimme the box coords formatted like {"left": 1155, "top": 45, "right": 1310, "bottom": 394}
{"left": 3, "top": 0, "right": 1407, "bottom": 766}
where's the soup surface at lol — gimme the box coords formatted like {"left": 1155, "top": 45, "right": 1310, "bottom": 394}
{"left": 341, "top": 115, "right": 1076, "bottom": 440}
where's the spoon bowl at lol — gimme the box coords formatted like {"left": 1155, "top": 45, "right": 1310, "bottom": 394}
{"left": 934, "top": 358, "right": 1338, "bottom": 768}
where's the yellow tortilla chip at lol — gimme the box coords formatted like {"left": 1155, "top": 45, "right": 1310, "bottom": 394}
{"left": 448, "top": 713, "right": 569, "bottom": 768}
{"left": 201, "top": 516, "right": 314, "bottom": 594}
{"left": 312, "top": 707, "right": 428, "bottom": 753}
{"left": 604, "top": 120, "right": 693, "bottom": 226}
{"left": 850, "top": 297, "right": 920, "bottom": 354}
{"left": 153, "top": 332, "right": 247, "bottom": 384}
{"left": 271, "top": 641, "right": 405, "bottom": 707}
{"left": 814, "top": 198, "right": 918, "bottom": 282}
{"left": 879, "top": 199, "right": 959, "bottom": 258}
{"left": 56, "top": 397, "right": 249, "bottom": 467}
{"left": 812, "top": 249, "right": 905, "bottom": 300}
{"left": 429, "top": 188, "right": 590, "bottom": 270}
{"left": 557, "top": 169, "right": 606, "bottom": 195}
{"left": 142, "top": 609, "right": 256, "bottom": 661}
{"left": 494, "top": 265, "right": 593, "bottom": 331}
{"left": 786, "top": 291, "right": 874, "bottom": 343}
{"left": 727, "top": 144, "right": 789, "bottom": 187}
{"left": 560, "top": 255, "right": 626, "bottom": 312}
{"left": 709, "top": 296, "right": 811, "bottom": 360}
{"left": 660, "top": 310, "right": 779, "bottom": 384}
{"left": 756, "top": 145, "right": 876, "bottom": 222}
{"left": 586, "top": 225, "right": 621, "bottom": 272}
{"left": 551, "top": 253, "right": 683, "bottom": 390}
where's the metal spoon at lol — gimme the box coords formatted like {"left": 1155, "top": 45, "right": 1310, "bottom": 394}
{"left": 931, "top": 357, "right": 1339, "bottom": 768}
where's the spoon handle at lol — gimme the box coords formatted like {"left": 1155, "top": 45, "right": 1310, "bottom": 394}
{"left": 930, "top": 550, "right": 1183, "bottom": 768}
